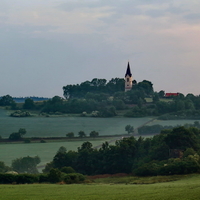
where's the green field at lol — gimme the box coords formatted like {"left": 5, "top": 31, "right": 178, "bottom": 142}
{"left": 0, "top": 109, "right": 152, "bottom": 138}
{"left": 1, "top": 107, "right": 199, "bottom": 170}
{"left": 148, "top": 119, "right": 200, "bottom": 127}
{"left": 0, "top": 108, "right": 152, "bottom": 168}
{"left": 0, "top": 139, "right": 116, "bottom": 168}
{"left": 0, "top": 174, "right": 200, "bottom": 200}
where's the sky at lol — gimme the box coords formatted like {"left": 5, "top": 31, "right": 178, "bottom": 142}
{"left": 1, "top": 0, "right": 200, "bottom": 97}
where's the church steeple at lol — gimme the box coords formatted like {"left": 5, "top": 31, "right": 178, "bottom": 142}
{"left": 125, "top": 62, "right": 132, "bottom": 77}
{"left": 125, "top": 62, "right": 133, "bottom": 92}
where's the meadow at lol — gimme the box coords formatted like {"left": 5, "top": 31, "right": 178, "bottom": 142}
{"left": 0, "top": 109, "right": 152, "bottom": 138}
{"left": 0, "top": 139, "right": 114, "bottom": 168}
{"left": 148, "top": 119, "right": 200, "bottom": 127}
{"left": 0, "top": 108, "right": 151, "bottom": 168}
{"left": 0, "top": 174, "right": 200, "bottom": 200}
{"left": 1, "top": 107, "right": 199, "bottom": 170}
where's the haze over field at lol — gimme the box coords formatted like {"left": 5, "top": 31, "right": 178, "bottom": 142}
{"left": 1, "top": 0, "right": 200, "bottom": 97}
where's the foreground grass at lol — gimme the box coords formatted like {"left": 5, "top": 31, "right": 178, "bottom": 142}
{"left": 1, "top": 174, "right": 200, "bottom": 200}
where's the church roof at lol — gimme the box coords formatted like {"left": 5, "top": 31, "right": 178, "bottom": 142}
{"left": 125, "top": 62, "right": 132, "bottom": 77}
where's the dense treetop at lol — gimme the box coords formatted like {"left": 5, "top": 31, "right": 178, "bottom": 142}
{"left": 43, "top": 126, "right": 200, "bottom": 176}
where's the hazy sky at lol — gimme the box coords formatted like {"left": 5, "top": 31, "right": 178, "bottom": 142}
{"left": 1, "top": 0, "right": 200, "bottom": 97}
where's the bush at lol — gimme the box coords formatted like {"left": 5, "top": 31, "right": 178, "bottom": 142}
{"left": 64, "top": 173, "right": 85, "bottom": 184}
{"left": 38, "top": 174, "right": 49, "bottom": 183}
{"left": 61, "top": 166, "right": 76, "bottom": 174}
{"left": 16, "top": 174, "right": 39, "bottom": 184}
{"left": 10, "top": 110, "right": 31, "bottom": 117}
{"left": 133, "top": 162, "right": 160, "bottom": 176}
{"left": 0, "top": 173, "right": 16, "bottom": 184}
{"left": 48, "top": 168, "right": 62, "bottom": 183}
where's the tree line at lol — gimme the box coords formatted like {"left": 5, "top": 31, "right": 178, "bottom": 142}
{"left": 43, "top": 126, "right": 200, "bottom": 176}
{"left": 1, "top": 126, "right": 200, "bottom": 181}
{"left": 2, "top": 77, "right": 200, "bottom": 119}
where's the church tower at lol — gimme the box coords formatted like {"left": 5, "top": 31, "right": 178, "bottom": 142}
{"left": 125, "top": 62, "right": 133, "bottom": 92}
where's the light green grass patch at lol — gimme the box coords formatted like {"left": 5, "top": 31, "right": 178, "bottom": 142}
{"left": 1, "top": 174, "right": 200, "bottom": 200}
{"left": 0, "top": 139, "right": 114, "bottom": 168}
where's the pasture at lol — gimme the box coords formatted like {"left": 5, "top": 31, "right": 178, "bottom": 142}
{"left": 0, "top": 174, "right": 200, "bottom": 200}
{"left": 1, "top": 107, "right": 199, "bottom": 169}
{"left": 0, "top": 109, "right": 152, "bottom": 138}
{"left": 0, "top": 108, "right": 151, "bottom": 168}
{"left": 0, "top": 139, "right": 114, "bottom": 168}
{"left": 148, "top": 119, "right": 200, "bottom": 127}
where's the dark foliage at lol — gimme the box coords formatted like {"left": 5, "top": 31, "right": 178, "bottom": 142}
{"left": 43, "top": 126, "right": 200, "bottom": 176}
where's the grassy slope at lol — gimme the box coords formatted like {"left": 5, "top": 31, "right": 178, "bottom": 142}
{"left": 1, "top": 174, "right": 200, "bottom": 200}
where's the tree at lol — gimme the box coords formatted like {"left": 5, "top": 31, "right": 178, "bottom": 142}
{"left": 158, "top": 90, "right": 165, "bottom": 98}
{"left": 125, "top": 125, "right": 134, "bottom": 134}
{"left": 23, "top": 98, "right": 35, "bottom": 109}
{"left": 9, "top": 128, "right": 27, "bottom": 140}
{"left": 164, "top": 127, "right": 198, "bottom": 150}
{"left": 11, "top": 156, "right": 41, "bottom": 173}
{"left": 0, "top": 95, "right": 15, "bottom": 106}
{"left": 18, "top": 128, "right": 26, "bottom": 136}
{"left": 0, "top": 161, "right": 10, "bottom": 173}
{"left": 66, "top": 132, "right": 74, "bottom": 138}
{"left": 89, "top": 131, "right": 99, "bottom": 137}
{"left": 78, "top": 131, "right": 86, "bottom": 138}
{"left": 153, "top": 93, "right": 159, "bottom": 103}
{"left": 137, "top": 80, "right": 154, "bottom": 95}
{"left": 57, "top": 146, "right": 67, "bottom": 154}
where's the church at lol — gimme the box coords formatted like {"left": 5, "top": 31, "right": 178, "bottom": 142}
{"left": 125, "top": 62, "right": 134, "bottom": 92}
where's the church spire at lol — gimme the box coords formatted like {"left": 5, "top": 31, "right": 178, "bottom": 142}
{"left": 125, "top": 62, "right": 132, "bottom": 77}
{"left": 125, "top": 62, "right": 133, "bottom": 92}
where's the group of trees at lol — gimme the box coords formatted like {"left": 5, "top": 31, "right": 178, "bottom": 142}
{"left": 40, "top": 96, "right": 118, "bottom": 117}
{"left": 0, "top": 155, "right": 40, "bottom": 174}
{"left": 43, "top": 126, "right": 200, "bottom": 176}
{"left": 39, "top": 79, "right": 153, "bottom": 116}
{"left": 0, "top": 165, "right": 85, "bottom": 184}
{"left": 138, "top": 121, "right": 200, "bottom": 135}
{"left": 2, "top": 77, "right": 200, "bottom": 120}
{"left": 125, "top": 93, "right": 200, "bottom": 118}
{"left": 66, "top": 131, "right": 99, "bottom": 138}
{"left": 1, "top": 126, "right": 200, "bottom": 180}
{"left": 8, "top": 128, "right": 26, "bottom": 140}
{"left": 63, "top": 78, "right": 125, "bottom": 98}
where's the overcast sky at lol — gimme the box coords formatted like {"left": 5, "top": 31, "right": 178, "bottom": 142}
{"left": 1, "top": 0, "right": 200, "bottom": 97}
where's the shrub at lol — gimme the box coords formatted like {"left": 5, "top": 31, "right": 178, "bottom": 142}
{"left": 0, "top": 173, "right": 16, "bottom": 184}
{"left": 61, "top": 166, "right": 76, "bottom": 174}
{"left": 38, "top": 174, "right": 49, "bottom": 183}
{"left": 64, "top": 173, "right": 85, "bottom": 184}
{"left": 133, "top": 162, "right": 160, "bottom": 176}
{"left": 48, "top": 168, "right": 62, "bottom": 183}
{"left": 10, "top": 110, "right": 31, "bottom": 117}
{"left": 16, "top": 174, "right": 39, "bottom": 184}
